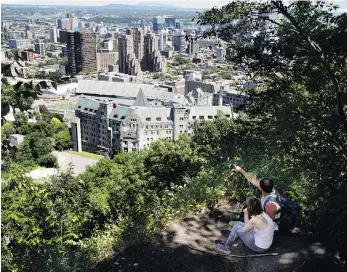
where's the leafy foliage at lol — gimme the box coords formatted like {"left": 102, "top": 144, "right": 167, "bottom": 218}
{"left": 1, "top": 122, "right": 15, "bottom": 141}
{"left": 37, "top": 153, "right": 58, "bottom": 168}
{"left": 195, "top": 0, "right": 347, "bottom": 236}
{"left": 2, "top": 1, "right": 347, "bottom": 270}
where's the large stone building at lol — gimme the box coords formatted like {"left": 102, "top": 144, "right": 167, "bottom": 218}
{"left": 64, "top": 30, "right": 97, "bottom": 74}
{"left": 185, "top": 73, "right": 245, "bottom": 108}
{"left": 72, "top": 87, "right": 234, "bottom": 157}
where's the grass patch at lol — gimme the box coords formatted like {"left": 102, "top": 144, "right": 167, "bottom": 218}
{"left": 66, "top": 151, "right": 104, "bottom": 160}
{"left": 48, "top": 102, "right": 78, "bottom": 110}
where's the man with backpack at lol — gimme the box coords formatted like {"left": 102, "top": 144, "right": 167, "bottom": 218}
{"left": 234, "top": 166, "right": 302, "bottom": 234}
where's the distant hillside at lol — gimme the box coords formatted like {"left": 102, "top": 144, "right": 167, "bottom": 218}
{"left": 104, "top": 2, "right": 195, "bottom": 11}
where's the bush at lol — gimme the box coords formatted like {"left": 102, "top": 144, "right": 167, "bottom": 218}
{"left": 37, "top": 153, "right": 58, "bottom": 167}
{"left": 54, "top": 130, "right": 72, "bottom": 150}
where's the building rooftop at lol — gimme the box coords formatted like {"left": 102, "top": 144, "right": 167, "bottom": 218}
{"left": 76, "top": 80, "right": 187, "bottom": 104}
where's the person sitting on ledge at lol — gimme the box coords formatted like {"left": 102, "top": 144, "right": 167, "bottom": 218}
{"left": 216, "top": 198, "right": 275, "bottom": 253}
{"left": 233, "top": 166, "right": 302, "bottom": 234}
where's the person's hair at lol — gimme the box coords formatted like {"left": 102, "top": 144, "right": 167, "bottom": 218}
{"left": 259, "top": 177, "right": 274, "bottom": 193}
{"left": 247, "top": 198, "right": 263, "bottom": 217}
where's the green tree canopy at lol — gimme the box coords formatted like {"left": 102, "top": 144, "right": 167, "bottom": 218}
{"left": 196, "top": 0, "right": 347, "bottom": 236}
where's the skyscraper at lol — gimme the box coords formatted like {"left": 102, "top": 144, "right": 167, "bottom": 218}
{"left": 118, "top": 34, "right": 142, "bottom": 76}
{"left": 118, "top": 28, "right": 166, "bottom": 75}
{"left": 35, "top": 42, "right": 46, "bottom": 57}
{"left": 144, "top": 32, "right": 166, "bottom": 73}
{"left": 165, "top": 17, "right": 176, "bottom": 28}
{"left": 57, "top": 18, "right": 70, "bottom": 30}
{"left": 175, "top": 21, "right": 184, "bottom": 30}
{"left": 64, "top": 30, "right": 97, "bottom": 74}
{"left": 158, "top": 30, "right": 164, "bottom": 51}
{"left": 50, "top": 27, "right": 58, "bottom": 43}
{"left": 186, "top": 40, "right": 199, "bottom": 55}
{"left": 70, "top": 17, "right": 78, "bottom": 31}
{"left": 173, "top": 32, "right": 187, "bottom": 52}
{"left": 153, "top": 17, "right": 166, "bottom": 32}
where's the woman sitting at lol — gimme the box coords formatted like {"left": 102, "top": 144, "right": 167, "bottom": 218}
{"left": 216, "top": 198, "right": 275, "bottom": 253}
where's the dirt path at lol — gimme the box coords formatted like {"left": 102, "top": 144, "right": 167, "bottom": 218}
{"left": 96, "top": 202, "right": 342, "bottom": 272}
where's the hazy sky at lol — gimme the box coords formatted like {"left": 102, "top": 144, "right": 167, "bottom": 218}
{"left": 2, "top": 0, "right": 347, "bottom": 10}
{"left": 1, "top": 0, "right": 232, "bottom": 9}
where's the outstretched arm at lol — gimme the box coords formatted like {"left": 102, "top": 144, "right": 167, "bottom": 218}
{"left": 234, "top": 166, "right": 261, "bottom": 190}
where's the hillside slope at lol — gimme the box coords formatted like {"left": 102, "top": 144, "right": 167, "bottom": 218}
{"left": 95, "top": 202, "right": 341, "bottom": 272}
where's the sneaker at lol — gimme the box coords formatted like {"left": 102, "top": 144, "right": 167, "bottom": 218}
{"left": 216, "top": 243, "right": 231, "bottom": 253}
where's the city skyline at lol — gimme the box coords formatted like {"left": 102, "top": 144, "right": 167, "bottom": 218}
{"left": 1, "top": 0, "right": 231, "bottom": 9}
{"left": 2, "top": 0, "right": 347, "bottom": 12}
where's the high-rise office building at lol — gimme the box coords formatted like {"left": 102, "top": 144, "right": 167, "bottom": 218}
{"left": 165, "top": 17, "right": 176, "bottom": 28}
{"left": 61, "top": 45, "right": 68, "bottom": 57}
{"left": 50, "top": 27, "right": 58, "bottom": 43}
{"left": 64, "top": 30, "right": 97, "bottom": 74}
{"left": 59, "top": 30, "right": 68, "bottom": 43}
{"left": 173, "top": 32, "right": 187, "bottom": 52}
{"left": 104, "top": 40, "right": 114, "bottom": 51}
{"left": 70, "top": 17, "right": 78, "bottom": 31}
{"left": 153, "top": 17, "right": 166, "bottom": 32}
{"left": 58, "top": 18, "right": 71, "bottom": 30}
{"left": 216, "top": 47, "right": 226, "bottom": 59}
{"left": 175, "top": 21, "right": 184, "bottom": 30}
{"left": 186, "top": 40, "right": 199, "bottom": 55}
{"left": 58, "top": 17, "right": 78, "bottom": 30}
{"left": 66, "top": 12, "right": 74, "bottom": 18}
{"left": 35, "top": 42, "right": 46, "bottom": 57}
{"left": 158, "top": 30, "right": 164, "bottom": 51}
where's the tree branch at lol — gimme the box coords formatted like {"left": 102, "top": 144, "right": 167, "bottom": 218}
{"left": 271, "top": 0, "right": 347, "bottom": 134}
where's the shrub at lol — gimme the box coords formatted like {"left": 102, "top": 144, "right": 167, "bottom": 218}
{"left": 37, "top": 154, "right": 58, "bottom": 167}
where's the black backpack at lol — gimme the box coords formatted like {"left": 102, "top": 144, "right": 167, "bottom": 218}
{"left": 263, "top": 189, "right": 302, "bottom": 233}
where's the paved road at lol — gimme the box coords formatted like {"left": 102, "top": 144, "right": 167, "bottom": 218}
{"left": 52, "top": 151, "right": 99, "bottom": 176}
{"left": 26, "top": 151, "right": 100, "bottom": 179}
